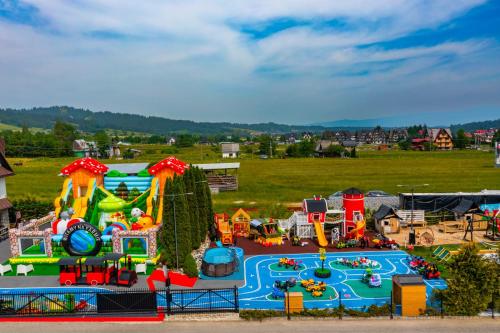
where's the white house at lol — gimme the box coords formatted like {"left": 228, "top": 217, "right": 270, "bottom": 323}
{"left": 221, "top": 143, "right": 239, "bottom": 158}
{"left": 0, "top": 139, "right": 13, "bottom": 228}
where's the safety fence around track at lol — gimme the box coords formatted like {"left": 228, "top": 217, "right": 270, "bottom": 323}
{"left": 0, "top": 287, "right": 239, "bottom": 317}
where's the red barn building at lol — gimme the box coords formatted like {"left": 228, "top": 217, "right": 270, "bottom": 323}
{"left": 302, "top": 196, "right": 328, "bottom": 223}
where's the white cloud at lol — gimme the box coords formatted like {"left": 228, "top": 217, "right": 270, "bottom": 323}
{"left": 0, "top": 0, "right": 498, "bottom": 123}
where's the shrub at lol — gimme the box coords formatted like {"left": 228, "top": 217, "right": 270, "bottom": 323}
{"left": 9, "top": 197, "right": 53, "bottom": 221}
{"left": 182, "top": 253, "right": 198, "bottom": 278}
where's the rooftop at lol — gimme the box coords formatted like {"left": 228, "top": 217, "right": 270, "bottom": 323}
{"left": 193, "top": 163, "right": 240, "bottom": 170}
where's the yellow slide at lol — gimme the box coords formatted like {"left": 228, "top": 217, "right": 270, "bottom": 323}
{"left": 54, "top": 178, "right": 72, "bottom": 218}
{"left": 348, "top": 219, "right": 366, "bottom": 240}
{"left": 146, "top": 178, "right": 163, "bottom": 225}
{"left": 314, "top": 221, "right": 328, "bottom": 247}
{"left": 71, "top": 178, "right": 96, "bottom": 219}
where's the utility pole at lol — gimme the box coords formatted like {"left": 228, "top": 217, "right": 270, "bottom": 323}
{"left": 269, "top": 139, "right": 273, "bottom": 158}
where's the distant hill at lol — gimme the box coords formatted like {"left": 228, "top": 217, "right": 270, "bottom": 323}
{"left": 313, "top": 118, "right": 385, "bottom": 128}
{"left": 450, "top": 119, "right": 500, "bottom": 133}
{"left": 0, "top": 106, "right": 329, "bottom": 135}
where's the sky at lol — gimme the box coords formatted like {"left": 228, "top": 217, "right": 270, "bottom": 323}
{"left": 0, "top": 0, "right": 499, "bottom": 126}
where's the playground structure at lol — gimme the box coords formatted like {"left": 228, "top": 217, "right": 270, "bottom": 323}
{"left": 249, "top": 219, "right": 283, "bottom": 246}
{"left": 214, "top": 213, "right": 233, "bottom": 245}
{"left": 213, "top": 208, "right": 251, "bottom": 245}
{"left": 9, "top": 156, "right": 187, "bottom": 261}
{"left": 281, "top": 190, "right": 366, "bottom": 247}
{"left": 231, "top": 208, "right": 251, "bottom": 237}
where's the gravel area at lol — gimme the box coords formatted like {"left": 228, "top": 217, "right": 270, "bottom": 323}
{"left": 328, "top": 196, "right": 400, "bottom": 211}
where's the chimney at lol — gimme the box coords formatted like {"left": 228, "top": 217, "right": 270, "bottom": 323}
{"left": 0, "top": 138, "right": 5, "bottom": 155}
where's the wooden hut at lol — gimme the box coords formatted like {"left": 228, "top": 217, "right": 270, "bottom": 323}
{"left": 231, "top": 208, "right": 250, "bottom": 237}
{"left": 392, "top": 274, "right": 426, "bottom": 316}
{"left": 373, "top": 205, "right": 401, "bottom": 235}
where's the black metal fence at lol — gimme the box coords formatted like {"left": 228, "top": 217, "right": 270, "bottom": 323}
{"left": 0, "top": 287, "right": 239, "bottom": 317}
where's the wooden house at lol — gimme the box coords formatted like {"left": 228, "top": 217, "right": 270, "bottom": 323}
{"left": 231, "top": 208, "right": 250, "bottom": 237}
{"left": 392, "top": 274, "right": 426, "bottom": 316}
{"left": 428, "top": 128, "right": 453, "bottom": 150}
{"left": 373, "top": 205, "right": 400, "bottom": 235}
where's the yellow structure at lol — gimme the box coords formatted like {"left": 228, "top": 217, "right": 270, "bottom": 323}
{"left": 59, "top": 158, "right": 108, "bottom": 219}
{"left": 147, "top": 157, "right": 188, "bottom": 225}
{"left": 392, "top": 274, "right": 426, "bottom": 316}
{"left": 231, "top": 208, "right": 251, "bottom": 237}
{"left": 285, "top": 292, "right": 303, "bottom": 313}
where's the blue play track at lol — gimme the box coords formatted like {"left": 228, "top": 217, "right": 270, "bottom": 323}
{"left": 238, "top": 250, "right": 447, "bottom": 310}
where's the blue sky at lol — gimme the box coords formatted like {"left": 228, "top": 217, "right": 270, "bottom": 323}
{"left": 0, "top": 0, "right": 499, "bottom": 126}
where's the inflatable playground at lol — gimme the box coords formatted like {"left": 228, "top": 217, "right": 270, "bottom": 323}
{"left": 6, "top": 157, "right": 189, "bottom": 287}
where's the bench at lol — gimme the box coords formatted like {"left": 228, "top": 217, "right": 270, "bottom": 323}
{"left": 16, "top": 264, "right": 34, "bottom": 276}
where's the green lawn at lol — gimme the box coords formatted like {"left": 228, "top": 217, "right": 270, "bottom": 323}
{"left": 6, "top": 147, "right": 500, "bottom": 217}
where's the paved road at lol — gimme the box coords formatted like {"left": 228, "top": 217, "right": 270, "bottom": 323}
{"left": 1, "top": 318, "right": 498, "bottom": 333}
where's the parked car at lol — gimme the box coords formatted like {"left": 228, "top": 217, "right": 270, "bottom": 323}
{"left": 328, "top": 191, "right": 343, "bottom": 199}
{"left": 365, "top": 190, "right": 391, "bottom": 197}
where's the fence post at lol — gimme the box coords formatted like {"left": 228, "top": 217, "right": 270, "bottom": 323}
{"left": 440, "top": 296, "right": 444, "bottom": 319}
{"left": 166, "top": 287, "right": 172, "bottom": 316}
{"left": 390, "top": 291, "right": 393, "bottom": 319}
{"left": 338, "top": 291, "right": 342, "bottom": 320}
{"left": 492, "top": 293, "right": 495, "bottom": 319}
{"left": 233, "top": 285, "right": 239, "bottom": 313}
{"left": 286, "top": 287, "right": 290, "bottom": 320}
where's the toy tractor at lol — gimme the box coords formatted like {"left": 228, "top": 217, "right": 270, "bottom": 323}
{"left": 278, "top": 257, "right": 302, "bottom": 270}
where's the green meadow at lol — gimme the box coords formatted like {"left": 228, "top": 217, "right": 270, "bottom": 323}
{"left": 6, "top": 147, "right": 500, "bottom": 215}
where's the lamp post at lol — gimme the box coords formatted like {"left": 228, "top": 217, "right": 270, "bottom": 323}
{"left": 165, "top": 192, "right": 193, "bottom": 269}
{"left": 397, "top": 184, "right": 429, "bottom": 245}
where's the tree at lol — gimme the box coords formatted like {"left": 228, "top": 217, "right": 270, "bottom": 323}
{"left": 193, "top": 167, "right": 207, "bottom": 241}
{"left": 439, "top": 243, "right": 499, "bottom": 315}
{"left": 175, "top": 134, "right": 197, "bottom": 148}
{"left": 183, "top": 167, "right": 201, "bottom": 249}
{"left": 258, "top": 135, "right": 276, "bottom": 157}
{"left": 454, "top": 128, "right": 468, "bottom": 149}
{"left": 52, "top": 121, "right": 77, "bottom": 155}
{"left": 398, "top": 139, "right": 411, "bottom": 150}
{"left": 115, "top": 182, "right": 129, "bottom": 200}
{"left": 94, "top": 130, "right": 111, "bottom": 157}
{"left": 325, "top": 144, "right": 345, "bottom": 157}
{"left": 160, "top": 176, "right": 192, "bottom": 268}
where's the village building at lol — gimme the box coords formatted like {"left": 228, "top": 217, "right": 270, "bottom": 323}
{"left": 73, "top": 139, "right": 98, "bottom": 158}
{"left": 427, "top": 128, "right": 453, "bottom": 150}
{"left": 221, "top": 142, "right": 240, "bottom": 159}
{"left": 0, "top": 139, "right": 14, "bottom": 230}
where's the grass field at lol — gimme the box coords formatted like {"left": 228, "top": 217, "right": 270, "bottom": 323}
{"left": 6, "top": 147, "right": 500, "bottom": 215}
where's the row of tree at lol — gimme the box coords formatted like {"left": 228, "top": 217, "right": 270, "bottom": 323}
{"left": 2, "top": 122, "right": 78, "bottom": 157}
{"left": 159, "top": 166, "right": 213, "bottom": 276}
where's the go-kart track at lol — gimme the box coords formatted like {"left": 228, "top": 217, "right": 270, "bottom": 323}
{"left": 238, "top": 251, "right": 447, "bottom": 310}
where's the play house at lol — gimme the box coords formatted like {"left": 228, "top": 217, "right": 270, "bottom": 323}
{"left": 231, "top": 208, "right": 250, "bottom": 237}
{"left": 392, "top": 274, "right": 427, "bottom": 316}
{"left": 373, "top": 204, "right": 401, "bottom": 235}
{"left": 214, "top": 213, "right": 233, "bottom": 245}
